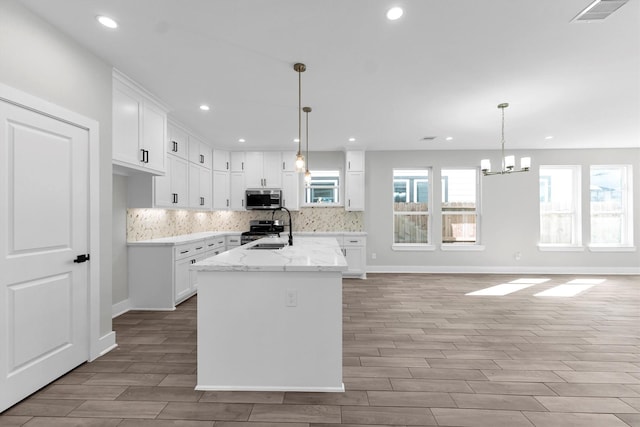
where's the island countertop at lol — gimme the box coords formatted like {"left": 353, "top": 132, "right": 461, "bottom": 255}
{"left": 191, "top": 236, "right": 348, "bottom": 273}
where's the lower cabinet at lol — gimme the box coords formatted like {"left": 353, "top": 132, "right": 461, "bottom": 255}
{"left": 128, "top": 234, "right": 230, "bottom": 310}
{"left": 342, "top": 236, "right": 366, "bottom": 278}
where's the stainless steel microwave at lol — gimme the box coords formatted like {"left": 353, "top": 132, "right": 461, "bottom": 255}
{"left": 245, "top": 189, "right": 282, "bottom": 210}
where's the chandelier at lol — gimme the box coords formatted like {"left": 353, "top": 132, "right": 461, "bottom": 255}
{"left": 481, "top": 103, "right": 531, "bottom": 176}
{"left": 294, "top": 63, "right": 306, "bottom": 173}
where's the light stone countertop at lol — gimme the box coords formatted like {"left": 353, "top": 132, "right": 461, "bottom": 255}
{"left": 127, "top": 231, "right": 366, "bottom": 246}
{"left": 191, "top": 236, "right": 348, "bottom": 273}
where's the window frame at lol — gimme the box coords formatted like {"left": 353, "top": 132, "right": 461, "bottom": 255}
{"left": 302, "top": 169, "right": 342, "bottom": 207}
{"left": 589, "top": 164, "right": 634, "bottom": 249}
{"left": 392, "top": 168, "right": 433, "bottom": 249}
{"left": 440, "top": 167, "right": 481, "bottom": 247}
{"left": 538, "top": 165, "right": 583, "bottom": 249}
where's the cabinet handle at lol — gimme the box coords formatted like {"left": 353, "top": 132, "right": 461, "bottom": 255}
{"left": 180, "top": 250, "right": 189, "bottom": 254}
{"left": 200, "top": 197, "right": 205, "bottom": 206}
{"left": 208, "top": 243, "right": 215, "bottom": 247}
{"left": 172, "top": 141, "right": 178, "bottom": 152}
{"left": 241, "top": 200, "right": 244, "bottom": 206}
{"left": 348, "top": 199, "right": 351, "bottom": 207}
{"left": 348, "top": 161, "right": 351, "bottom": 170}
{"left": 191, "top": 259, "right": 196, "bottom": 264}
{"left": 349, "top": 240, "right": 358, "bottom": 243}
{"left": 242, "top": 162, "right": 244, "bottom": 170}
{"left": 196, "top": 246, "right": 203, "bottom": 250}
{"left": 140, "top": 148, "right": 145, "bottom": 162}
{"left": 226, "top": 199, "right": 229, "bottom": 207}
{"left": 200, "top": 154, "right": 205, "bottom": 164}
{"left": 226, "top": 161, "right": 229, "bottom": 170}
{"left": 282, "top": 161, "right": 285, "bottom": 170}
{"left": 143, "top": 149, "right": 149, "bottom": 163}
{"left": 173, "top": 193, "right": 178, "bottom": 204}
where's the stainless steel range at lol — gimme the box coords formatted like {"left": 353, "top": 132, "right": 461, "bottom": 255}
{"left": 240, "top": 220, "right": 285, "bottom": 245}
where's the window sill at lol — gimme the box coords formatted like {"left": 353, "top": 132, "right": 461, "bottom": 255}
{"left": 392, "top": 244, "right": 436, "bottom": 252}
{"left": 588, "top": 245, "right": 636, "bottom": 252}
{"left": 537, "top": 245, "right": 585, "bottom": 252}
{"left": 441, "top": 244, "right": 486, "bottom": 251}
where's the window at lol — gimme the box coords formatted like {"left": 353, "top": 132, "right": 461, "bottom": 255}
{"left": 393, "top": 169, "right": 430, "bottom": 244}
{"left": 304, "top": 170, "right": 340, "bottom": 205}
{"left": 590, "top": 165, "right": 633, "bottom": 246}
{"left": 441, "top": 169, "right": 478, "bottom": 244}
{"left": 539, "top": 166, "right": 581, "bottom": 246}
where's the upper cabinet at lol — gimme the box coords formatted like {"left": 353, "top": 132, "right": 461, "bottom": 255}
{"left": 230, "top": 152, "right": 245, "bottom": 172}
{"left": 244, "top": 151, "right": 282, "bottom": 188}
{"left": 346, "top": 151, "right": 365, "bottom": 172}
{"left": 112, "top": 70, "right": 167, "bottom": 175}
{"left": 167, "top": 123, "right": 189, "bottom": 160}
{"left": 281, "top": 151, "right": 298, "bottom": 172}
{"left": 189, "top": 136, "right": 212, "bottom": 170}
{"left": 345, "top": 151, "right": 365, "bottom": 211}
{"left": 213, "top": 149, "right": 230, "bottom": 172}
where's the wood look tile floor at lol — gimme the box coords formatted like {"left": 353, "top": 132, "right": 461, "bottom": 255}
{"left": 2, "top": 273, "right": 639, "bottom": 426}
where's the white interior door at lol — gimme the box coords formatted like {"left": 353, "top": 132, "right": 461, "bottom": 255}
{"left": 0, "top": 99, "right": 90, "bottom": 412}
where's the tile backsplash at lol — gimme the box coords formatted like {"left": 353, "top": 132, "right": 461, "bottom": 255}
{"left": 127, "top": 208, "right": 364, "bottom": 241}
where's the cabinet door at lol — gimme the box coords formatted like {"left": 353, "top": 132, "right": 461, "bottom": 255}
{"left": 281, "top": 171, "right": 300, "bottom": 211}
{"left": 244, "top": 151, "right": 264, "bottom": 188}
{"left": 281, "top": 151, "right": 298, "bottom": 172}
{"left": 230, "top": 152, "right": 245, "bottom": 172}
{"left": 212, "top": 170, "right": 230, "bottom": 210}
{"left": 189, "top": 164, "right": 211, "bottom": 209}
{"left": 262, "top": 152, "right": 282, "bottom": 188}
{"left": 346, "top": 151, "right": 365, "bottom": 172}
{"left": 213, "top": 149, "right": 230, "bottom": 172}
{"left": 154, "top": 155, "right": 174, "bottom": 207}
{"left": 112, "top": 82, "right": 142, "bottom": 166}
{"left": 344, "top": 246, "right": 364, "bottom": 275}
{"left": 199, "top": 144, "right": 213, "bottom": 170}
{"left": 168, "top": 124, "right": 189, "bottom": 159}
{"left": 230, "top": 171, "right": 245, "bottom": 210}
{"left": 345, "top": 171, "right": 365, "bottom": 211}
{"left": 141, "top": 101, "right": 166, "bottom": 173}
{"left": 199, "top": 167, "right": 212, "bottom": 210}
{"left": 172, "top": 156, "right": 189, "bottom": 208}
{"left": 174, "top": 257, "right": 192, "bottom": 302}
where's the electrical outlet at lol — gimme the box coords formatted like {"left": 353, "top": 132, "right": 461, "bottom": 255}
{"left": 286, "top": 289, "right": 297, "bottom": 307}
{"left": 514, "top": 251, "right": 522, "bottom": 261}
{"left": 371, "top": 253, "right": 377, "bottom": 259}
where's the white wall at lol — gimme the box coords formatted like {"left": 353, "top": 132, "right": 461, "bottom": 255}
{"left": 0, "top": 0, "right": 114, "bottom": 334}
{"left": 366, "top": 148, "right": 640, "bottom": 273}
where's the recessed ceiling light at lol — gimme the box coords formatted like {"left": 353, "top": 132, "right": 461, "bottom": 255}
{"left": 386, "top": 7, "right": 404, "bottom": 21}
{"left": 544, "top": 135, "right": 554, "bottom": 140}
{"left": 348, "top": 137, "right": 356, "bottom": 142}
{"left": 199, "top": 104, "right": 210, "bottom": 111}
{"left": 96, "top": 15, "right": 118, "bottom": 29}
{"left": 293, "top": 138, "right": 300, "bottom": 143}
{"left": 445, "top": 136, "right": 453, "bottom": 141}
{"left": 238, "top": 138, "right": 245, "bottom": 143}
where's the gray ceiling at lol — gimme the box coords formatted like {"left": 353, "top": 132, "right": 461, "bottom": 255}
{"left": 21, "top": 0, "right": 640, "bottom": 152}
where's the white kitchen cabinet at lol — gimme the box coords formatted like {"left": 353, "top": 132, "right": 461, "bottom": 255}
{"left": 244, "top": 151, "right": 282, "bottom": 188}
{"left": 213, "top": 170, "right": 230, "bottom": 210}
{"left": 189, "top": 164, "right": 212, "bottom": 210}
{"left": 281, "top": 151, "right": 298, "bottom": 172}
{"left": 230, "top": 151, "right": 245, "bottom": 172}
{"left": 112, "top": 71, "right": 167, "bottom": 175}
{"left": 230, "top": 171, "right": 246, "bottom": 210}
{"left": 226, "top": 234, "right": 242, "bottom": 249}
{"left": 281, "top": 170, "right": 300, "bottom": 211}
{"left": 342, "top": 235, "right": 367, "bottom": 278}
{"left": 189, "top": 136, "right": 212, "bottom": 169}
{"left": 155, "top": 154, "right": 189, "bottom": 208}
{"left": 213, "top": 149, "right": 230, "bottom": 172}
{"left": 345, "top": 170, "right": 365, "bottom": 211}
{"left": 167, "top": 122, "right": 189, "bottom": 160}
{"left": 346, "top": 150, "right": 365, "bottom": 172}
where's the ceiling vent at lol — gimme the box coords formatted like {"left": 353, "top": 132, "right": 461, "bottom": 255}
{"left": 571, "top": 0, "right": 630, "bottom": 22}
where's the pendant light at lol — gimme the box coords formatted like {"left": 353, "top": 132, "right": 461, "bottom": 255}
{"left": 481, "top": 103, "right": 531, "bottom": 176}
{"left": 303, "top": 106, "right": 312, "bottom": 183}
{"left": 293, "top": 63, "right": 306, "bottom": 173}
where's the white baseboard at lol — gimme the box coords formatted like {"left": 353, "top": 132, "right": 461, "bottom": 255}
{"left": 90, "top": 331, "right": 117, "bottom": 361}
{"left": 367, "top": 265, "right": 640, "bottom": 275}
{"left": 112, "top": 298, "right": 132, "bottom": 318}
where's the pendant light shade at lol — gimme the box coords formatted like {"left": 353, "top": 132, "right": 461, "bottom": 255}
{"left": 303, "top": 106, "right": 312, "bottom": 183}
{"left": 294, "top": 63, "right": 306, "bottom": 173}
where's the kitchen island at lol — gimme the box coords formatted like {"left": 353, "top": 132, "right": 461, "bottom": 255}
{"left": 191, "top": 236, "right": 347, "bottom": 392}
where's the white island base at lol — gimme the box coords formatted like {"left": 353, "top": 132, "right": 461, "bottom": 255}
{"left": 194, "top": 237, "right": 346, "bottom": 392}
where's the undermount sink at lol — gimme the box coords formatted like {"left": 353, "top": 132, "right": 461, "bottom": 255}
{"left": 247, "top": 242, "right": 287, "bottom": 250}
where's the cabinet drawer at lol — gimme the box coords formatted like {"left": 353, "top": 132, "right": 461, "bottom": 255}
{"left": 226, "top": 235, "right": 241, "bottom": 246}
{"left": 174, "top": 241, "right": 206, "bottom": 260}
{"left": 343, "top": 236, "right": 365, "bottom": 247}
{"left": 205, "top": 236, "right": 226, "bottom": 250}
